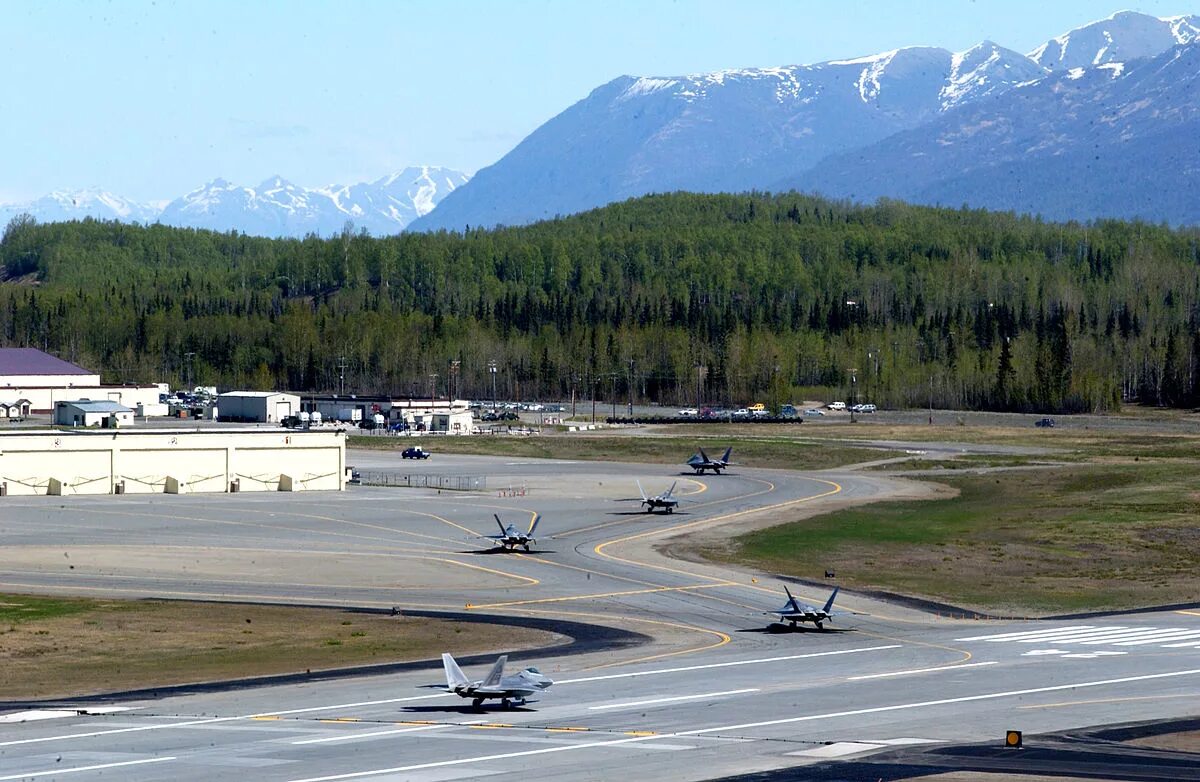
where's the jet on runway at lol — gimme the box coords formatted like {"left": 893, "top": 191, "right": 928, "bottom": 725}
{"left": 687, "top": 446, "right": 733, "bottom": 474}
{"left": 484, "top": 513, "right": 540, "bottom": 551}
{"left": 769, "top": 585, "right": 843, "bottom": 630}
{"left": 441, "top": 652, "right": 553, "bottom": 708}
{"left": 638, "top": 480, "right": 679, "bottom": 513}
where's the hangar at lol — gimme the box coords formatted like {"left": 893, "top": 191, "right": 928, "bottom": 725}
{"left": 54, "top": 399, "right": 135, "bottom": 428}
{"left": 0, "top": 428, "right": 345, "bottom": 495}
{"left": 0, "top": 348, "right": 163, "bottom": 413}
{"left": 217, "top": 391, "right": 301, "bottom": 423}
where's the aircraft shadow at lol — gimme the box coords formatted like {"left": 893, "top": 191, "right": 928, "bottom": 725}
{"left": 606, "top": 511, "right": 688, "bottom": 517}
{"left": 401, "top": 703, "right": 539, "bottom": 714}
{"left": 739, "top": 624, "right": 855, "bottom": 635}
{"left": 462, "top": 548, "right": 554, "bottom": 555}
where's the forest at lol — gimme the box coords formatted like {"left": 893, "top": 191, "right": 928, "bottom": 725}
{"left": 2, "top": 191, "right": 1200, "bottom": 414}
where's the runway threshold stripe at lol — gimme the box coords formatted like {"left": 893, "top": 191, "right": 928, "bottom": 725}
{"left": 0, "top": 756, "right": 176, "bottom": 780}
{"left": 587, "top": 689, "right": 759, "bottom": 711}
{"left": 292, "top": 724, "right": 451, "bottom": 745}
{"left": 955, "top": 625, "right": 1096, "bottom": 641}
{"left": 557, "top": 645, "right": 902, "bottom": 684}
{"left": 285, "top": 667, "right": 1200, "bottom": 782}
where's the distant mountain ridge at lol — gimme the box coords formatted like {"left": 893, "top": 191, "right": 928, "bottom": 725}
{"left": 413, "top": 10, "right": 1200, "bottom": 231}
{"left": 0, "top": 166, "right": 469, "bottom": 238}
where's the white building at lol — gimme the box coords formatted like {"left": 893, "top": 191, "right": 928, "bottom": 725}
{"left": 217, "top": 391, "right": 301, "bottom": 423}
{"left": 0, "top": 428, "right": 346, "bottom": 495}
{"left": 54, "top": 400, "right": 135, "bottom": 428}
{"left": 0, "top": 348, "right": 162, "bottom": 413}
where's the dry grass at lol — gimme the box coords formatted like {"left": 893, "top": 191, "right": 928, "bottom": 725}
{"left": 0, "top": 595, "right": 557, "bottom": 700}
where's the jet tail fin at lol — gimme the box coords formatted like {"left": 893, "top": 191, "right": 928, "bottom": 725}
{"left": 636, "top": 480, "right": 647, "bottom": 501}
{"left": 528, "top": 514, "right": 540, "bottom": 537}
{"left": 697, "top": 447, "right": 710, "bottom": 463}
{"left": 494, "top": 514, "right": 508, "bottom": 536}
{"left": 665, "top": 481, "right": 677, "bottom": 499}
{"left": 783, "top": 584, "right": 800, "bottom": 610}
{"left": 481, "top": 654, "right": 507, "bottom": 688}
{"left": 720, "top": 446, "right": 733, "bottom": 464}
{"left": 442, "top": 653, "right": 470, "bottom": 689}
{"left": 822, "top": 587, "right": 840, "bottom": 614}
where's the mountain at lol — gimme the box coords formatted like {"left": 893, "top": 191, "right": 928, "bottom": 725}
{"left": 413, "top": 43, "right": 1044, "bottom": 231}
{"left": 1029, "top": 10, "right": 1200, "bottom": 71}
{"left": 1, "top": 167, "right": 469, "bottom": 238}
{"left": 0, "top": 189, "right": 159, "bottom": 227}
{"left": 787, "top": 39, "right": 1200, "bottom": 224}
{"left": 414, "top": 10, "right": 1200, "bottom": 231}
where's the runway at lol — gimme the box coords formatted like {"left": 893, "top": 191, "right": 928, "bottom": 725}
{"left": 0, "top": 449, "right": 1197, "bottom": 781}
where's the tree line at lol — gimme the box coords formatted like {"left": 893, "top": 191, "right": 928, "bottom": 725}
{"left": 2, "top": 191, "right": 1200, "bottom": 413}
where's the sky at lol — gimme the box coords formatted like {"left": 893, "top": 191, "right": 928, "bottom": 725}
{"left": 2, "top": 0, "right": 1198, "bottom": 203}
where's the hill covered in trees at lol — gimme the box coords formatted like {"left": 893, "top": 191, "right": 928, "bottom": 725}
{"left": 2, "top": 192, "right": 1199, "bottom": 414}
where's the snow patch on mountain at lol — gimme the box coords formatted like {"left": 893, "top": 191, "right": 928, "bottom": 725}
{"left": 1029, "top": 10, "right": 1200, "bottom": 71}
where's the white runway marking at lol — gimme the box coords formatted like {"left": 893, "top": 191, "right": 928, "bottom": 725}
{"left": 284, "top": 667, "right": 1200, "bottom": 782}
{"left": 958, "top": 625, "right": 1200, "bottom": 651}
{"left": 587, "top": 689, "right": 758, "bottom": 711}
{"left": 0, "top": 693, "right": 450, "bottom": 748}
{"left": 847, "top": 661, "right": 997, "bottom": 680}
{"left": 558, "top": 645, "right": 902, "bottom": 684}
{"left": 0, "top": 756, "right": 175, "bottom": 780}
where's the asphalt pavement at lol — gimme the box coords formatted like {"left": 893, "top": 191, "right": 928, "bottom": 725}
{"left": 0, "top": 447, "right": 1197, "bottom": 781}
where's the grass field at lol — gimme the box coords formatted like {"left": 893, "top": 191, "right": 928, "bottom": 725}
{"left": 704, "top": 462, "right": 1200, "bottom": 614}
{"left": 350, "top": 433, "right": 887, "bottom": 471}
{"left": 0, "top": 596, "right": 557, "bottom": 700}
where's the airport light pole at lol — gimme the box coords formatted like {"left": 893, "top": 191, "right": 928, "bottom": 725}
{"left": 627, "top": 358, "right": 635, "bottom": 417}
{"left": 488, "top": 360, "right": 498, "bottom": 413}
{"left": 449, "top": 359, "right": 460, "bottom": 401}
{"left": 848, "top": 369, "right": 858, "bottom": 424}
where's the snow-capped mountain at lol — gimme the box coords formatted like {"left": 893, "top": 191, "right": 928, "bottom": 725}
{"left": 1029, "top": 10, "right": 1200, "bottom": 71}
{"left": 0, "top": 189, "right": 159, "bottom": 226}
{"left": 789, "top": 39, "right": 1200, "bottom": 225}
{"left": 413, "top": 43, "right": 1043, "bottom": 231}
{"left": 414, "top": 9, "right": 1200, "bottom": 231}
{"left": 1, "top": 167, "right": 469, "bottom": 238}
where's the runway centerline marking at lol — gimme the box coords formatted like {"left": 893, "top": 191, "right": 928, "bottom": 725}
{"left": 846, "top": 661, "right": 997, "bottom": 680}
{"left": 0, "top": 757, "right": 176, "bottom": 781}
{"left": 588, "top": 689, "right": 759, "bottom": 711}
{"left": 291, "top": 720, "right": 487, "bottom": 745}
{"left": 284, "top": 667, "right": 1200, "bottom": 782}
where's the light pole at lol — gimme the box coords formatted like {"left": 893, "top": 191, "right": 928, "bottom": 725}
{"left": 488, "top": 360, "right": 498, "bottom": 413}
{"left": 428, "top": 372, "right": 438, "bottom": 402}
{"left": 848, "top": 369, "right": 858, "bottom": 424}
{"left": 183, "top": 351, "right": 196, "bottom": 392}
{"left": 449, "top": 359, "right": 460, "bottom": 402}
{"left": 627, "top": 358, "right": 635, "bottom": 417}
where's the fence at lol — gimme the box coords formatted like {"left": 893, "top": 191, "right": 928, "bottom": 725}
{"left": 355, "top": 471, "right": 487, "bottom": 492}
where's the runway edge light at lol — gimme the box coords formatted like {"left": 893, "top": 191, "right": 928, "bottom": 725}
{"left": 1005, "top": 730, "right": 1022, "bottom": 749}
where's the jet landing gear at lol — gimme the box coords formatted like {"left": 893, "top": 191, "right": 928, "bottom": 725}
{"left": 472, "top": 698, "right": 485, "bottom": 709}
{"left": 523, "top": 544, "right": 531, "bottom": 552}
{"left": 815, "top": 621, "right": 824, "bottom": 631}
{"left": 500, "top": 698, "right": 527, "bottom": 709}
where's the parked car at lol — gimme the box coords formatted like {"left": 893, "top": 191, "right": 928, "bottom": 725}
{"left": 751, "top": 409, "right": 771, "bottom": 418}
{"left": 678, "top": 408, "right": 699, "bottom": 417}
{"left": 859, "top": 403, "right": 877, "bottom": 413}
{"left": 748, "top": 403, "right": 766, "bottom": 412}
{"left": 827, "top": 401, "right": 846, "bottom": 411}
{"left": 780, "top": 404, "right": 797, "bottom": 417}
{"left": 1035, "top": 417, "right": 1056, "bottom": 428}
{"left": 803, "top": 408, "right": 825, "bottom": 417}
{"left": 732, "top": 408, "right": 750, "bottom": 418}
{"left": 402, "top": 447, "right": 431, "bottom": 459}
{"left": 389, "top": 421, "right": 410, "bottom": 432}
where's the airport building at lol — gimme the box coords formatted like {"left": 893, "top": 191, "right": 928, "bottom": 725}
{"left": 303, "top": 395, "right": 474, "bottom": 433}
{"left": 53, "top": 399, "right": 135, "bottom": 428}
{"left": 217, "top": 391, "right": 302, "bottom": 423}
{"left": 0, "top": 348, "right": 164, "bottom": 414}
{"left": 0, "top": 428, "right": 346, "bottom": 495}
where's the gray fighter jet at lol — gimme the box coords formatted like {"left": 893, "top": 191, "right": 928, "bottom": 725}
{"left": 769, "top": 585, "right": 843, "bottom": 630}
{"left": 638, "top": 480, "right": 679, "bottom": 513}
{"left": 686, "top": 446, "right": 733, "bottom": 474}
{"left": 441, "top": 652, "right": 553, "bottom": 709}
{"left": 484, "top": 513, "right": 540, "bottom": 551}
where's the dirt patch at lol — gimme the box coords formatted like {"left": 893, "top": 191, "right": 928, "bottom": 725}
{"left": 1127, "top": 729, "right": 1200, "bottom": 753}
{"left": 0, "top": 596, "right": 558, "bottom": 700}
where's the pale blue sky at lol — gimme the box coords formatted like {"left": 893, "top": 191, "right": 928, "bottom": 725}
{"left": 2, "top": 0, "right": 1197, "bottom": 202}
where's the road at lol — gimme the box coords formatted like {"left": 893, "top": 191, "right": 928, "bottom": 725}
{"left": 0, "top": 449, "right": 1197, "bottom": 781}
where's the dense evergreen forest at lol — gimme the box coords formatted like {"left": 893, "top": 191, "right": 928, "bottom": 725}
{"left": 3, "top": 192, "right": 1200, "bottom": 413}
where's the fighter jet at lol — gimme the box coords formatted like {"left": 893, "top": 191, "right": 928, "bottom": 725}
{"left": 441, "top": 652, "right": 553, "bottom": 709}
{"left": 769, "top": 585, "right": 843, "bottom": 630}
{"left": 686, "top": 446, "right": 733, "bottom": 474}
{"left": 485, "top": 513, "right": 540, "bottom": 551}
{"left": 637, "top": 480, "right": 679, "bottom": 513}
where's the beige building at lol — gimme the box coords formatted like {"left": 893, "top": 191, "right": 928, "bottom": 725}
{"left": 54, "top": 400, "right": 135, "bottom": 428}
{"left": 217, "top": 391, "right": 301, "bottom": 423}
{"left": 0, "top": 428, "right": 346, "bottom": 495}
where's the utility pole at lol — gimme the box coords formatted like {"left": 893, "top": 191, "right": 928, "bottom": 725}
{"left": 929, "top": 374, "right": 934, "bottom": 425}
{"left": 183, "top": 351, "right": 195, "bottom": 392}
{"left": 627, "top": 358, "right": 635, "bottom": 417}
{"left": 848, "top": 369, "right": 858, "bottom": 424}
{"left": 571, "top": 373, "right": 580, "bottom": 418}
{"left": 337, "top": 356, "right": 347, "bottom": 396}
{"left": 488, "top": 360, "right": 498, "bottom": 413}
{"left": 428, "top": 372, "right": 438, "bottom": 401}
{"left": 449, "top": 359, "right": 460, "bottom": 401}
